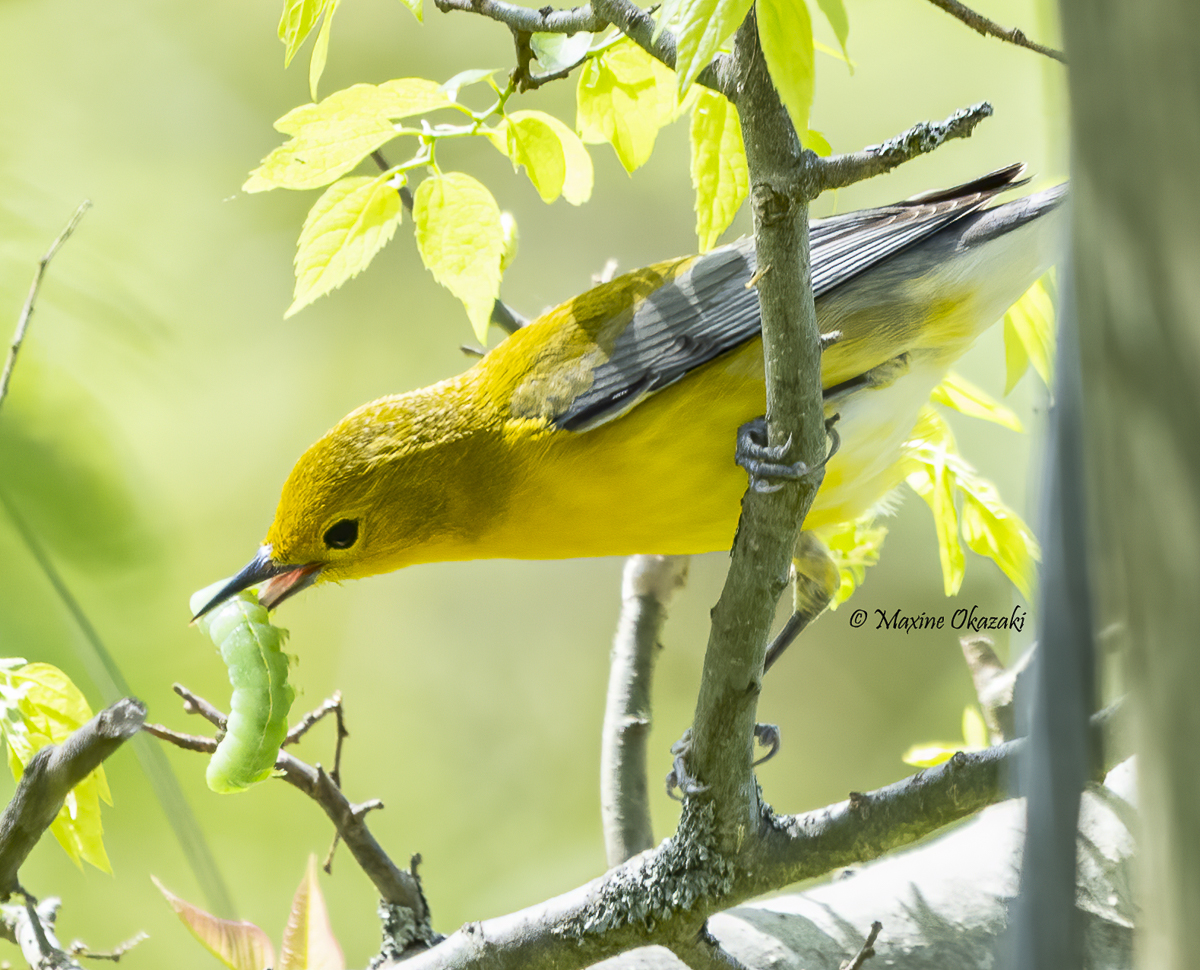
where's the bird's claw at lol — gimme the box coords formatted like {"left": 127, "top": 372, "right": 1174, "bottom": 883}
{"left": 752, "top": 723, "right": 781, "bottom": 767}
{"left": 665, "top": 729, "right": 709, "bottom": 801}
{"left": 736, "top": 416, "right": 841, "bottom": 492}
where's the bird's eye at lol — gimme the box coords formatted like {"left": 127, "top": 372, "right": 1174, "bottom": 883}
{"left": 323, "top": 519, "right": 359, "bottom": 549}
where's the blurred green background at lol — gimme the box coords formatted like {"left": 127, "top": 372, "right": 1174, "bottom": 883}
{"left": 0, "top": 0, "right": 1064, "bottom": 965}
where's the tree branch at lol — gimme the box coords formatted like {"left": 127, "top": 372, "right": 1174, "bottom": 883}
{"left": 0, "top": 698, "right": 145, "bottom": 898}
{"left": 382, "top": 731, "right": 1101, "bottom": 970}
{"left": 676, "top": 5, "right": 824, "bottom": 851}
{"left": 0, "top": 896, "right": 85, "bottom": 970}
{"left": 814, "top": 102, "right": 994, "bottom": 192}
{"left": 924, "top": 0, "right": 1066, "bottom": 63}
{"left": 601, "top": 555, "right": 689, "bottom": 867}
{"left": 432, "top": 0, "right": 737, "bottom": 99}
{"left": 149, "top": 691, "right": 435, "bottom": 945}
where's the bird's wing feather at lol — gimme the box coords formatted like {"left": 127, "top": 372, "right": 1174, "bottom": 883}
{"left": 554, "top": 164, "right": 1028, "bottom": 433}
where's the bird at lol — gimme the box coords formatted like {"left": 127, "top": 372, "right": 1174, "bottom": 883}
{"left": 195, "top": 163, "right": 1066, "bottom": 622}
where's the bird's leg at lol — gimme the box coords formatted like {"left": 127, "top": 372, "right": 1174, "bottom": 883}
{"left": 666, "top": 724, "right": 781, "bottom": 798}
{"left": 736, "top": 414, "right": 841, "bottom": 494}
{"left": 763, "top": 530, "right": 841, "bottom": 672}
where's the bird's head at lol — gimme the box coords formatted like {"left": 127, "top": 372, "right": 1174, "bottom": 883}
{"left": 193, "top": 391, "right": 478, "bottom": 621}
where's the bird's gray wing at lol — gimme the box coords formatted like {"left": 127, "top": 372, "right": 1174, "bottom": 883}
{"left": 555, "top": 163, "right": 1029, "bottom": 432}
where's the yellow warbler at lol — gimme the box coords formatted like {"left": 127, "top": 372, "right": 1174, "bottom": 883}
{"left": 196, "top": 165, "right": 1064, "bottom": 617}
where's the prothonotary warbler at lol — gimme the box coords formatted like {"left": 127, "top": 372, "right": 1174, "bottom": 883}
{"left": 195, "top": 164, "right": 1065, "bottom": 620}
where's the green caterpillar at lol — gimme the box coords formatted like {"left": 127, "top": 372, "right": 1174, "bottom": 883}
{"left": 189, "top": 581, "right": 296, "bottom": 794}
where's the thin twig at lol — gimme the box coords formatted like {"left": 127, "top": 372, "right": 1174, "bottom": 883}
{"left": 172, "top": 684, "right": 226, "bottom": 730}
{"left": 925, "top": 0, "right": 1066, "bottom": 63}
{"left": 142, "top": 722, "right": 216, "bottom": 754}
{"left": 156, "top": 686, "right": 433, "bottom": 934}
{"left": 68, "top": 930, "right": 150, "bottom": 962}
{"left": 840, "top": 921, "right": 883, "bottom": 970}
{"left": 0, "top": 201, "right": 91, "bottom": 411}
{"left": 284, "top": 691, "right": 344, "bottom": 746}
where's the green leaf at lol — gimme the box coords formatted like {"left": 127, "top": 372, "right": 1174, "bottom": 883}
{"left": 689, "top": 88, "right": 747, "bottom": 251}
{"left": 279, "top": 856, "right": 345, "bottom": 970}
{"left": 655, "top": 0, "right": 753, "bottom": 92}
{"left": 757, "top": 0, "right": 815, "bottom": 136}
{"left": 287, "top": 172, "right": 404, "bottom": 317}
{"left": 308, "top": 0, "right": 339, "bottom": 100}
{"left": 530, "top": 32, "right": 593, "bottom": 74}
{"left": 154, "top": 877, "right": 275, "bottom": 970}
{"left": 4, "top": 663, "right": 112, "bottom": 873}
{"left": 576, "top": 40, "right": 679, "bottom": 173}
{"left": 490, "top": 110, "right": 594, "bottom": 205}
{"left": 931, "top": 372, "right": 1024, "bottom": 432}
{"left": 278, "top": 0, "right": 329, "bottom": 67}
{"left": 244, "top": 79, "right": 451, "bottom": 192}
{"left": 814, "top": 0, "right": 849, "bottom": 60}
{"left": 816, "top": 514, "right": 888, "bottom": 608}
{"left": 413, "top": 172, "right": 504, "bottom": 342}
{"left": 1003, "top": 273, "right": 1056, "bottom": 392}
{"left": 396, "top": 0, "right": 423, "bottom": 23}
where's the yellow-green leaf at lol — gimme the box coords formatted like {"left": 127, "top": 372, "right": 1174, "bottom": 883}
{"left": 279, "top": 856, "right": 345, "bottom": 970}
{"left": 757, "top": 0, "right": 815, "bottom": 136}
{"left": 904, "top": 409, "right": 964, "bottom": 596}
{"left": 816, "top": 514, "right": 888, "bottom": 608}
{"left": 901, "top": 743, "right": 959, "bottom": 768}
{"left": 308, "top": 0, "right": 339, "bottom": 100}
{"left": 8, "top": 663, "right": 111, "bottom": 873}
{"left": 413, "top": 172, "right": 504, "bottom": 342}
{"left": 903, "top": 706, "right": 988, "bottom": 768}
{"left": 959, "top": 480, "right": 1040, "bottom": 601}
{"left": 154, "top": 877, "right": 275, "bottom": 970}
{"left": 278, "top": 0, "right": 329, "bottom": 67}
{"left": 814, "top": 39, "right": 854, "bottom": 69}
{"left": 689, "top": 88, "right": 747, "bottom": 251}
{"left": 1003, "top": 274, "right": 1056, "bottom": 392}
{"left": 441, "top": 68, "right": 500, "bottom": 101}
{"left": 931, "top": 372, "right": 1024, "bottom": 432}
{"left": 491, "top": 110, "right": 593, "bottom": 205}
{"left": 287, "top": 172, "right": 405, "bottom": 317}
{"left": 245, "top": 79, "right": 451, "bottom": 192}
{"left": 397, "top": 0, "right": 423, "bottom": 23}
{"left": 576, "top": 40, "right": 679, "bottom": 173}
{"left": 962, "top": 705, "right": 989, "bottom": 749}
{"left": 804, "top": 128, "right": 832, "bottom": 156}
{"left": 656, "top": 0, "right": 753, "bottom": 92}
{"left": 814, "top": 0, "right": 849, "bottom": 60}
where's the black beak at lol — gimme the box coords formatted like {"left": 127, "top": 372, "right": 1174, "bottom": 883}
{"left": 192, "top": 547, "right": 290, "bottom": 622}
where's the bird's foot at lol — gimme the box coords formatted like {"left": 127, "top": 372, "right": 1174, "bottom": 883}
{"left": 752, "top": 723, "right": 781, "bottom": 767}
{"left": 665, "top": 729, "right": 708, "bottom": 801}
{"left": 736, "top": 415, "right": 841, "bottom": 493}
